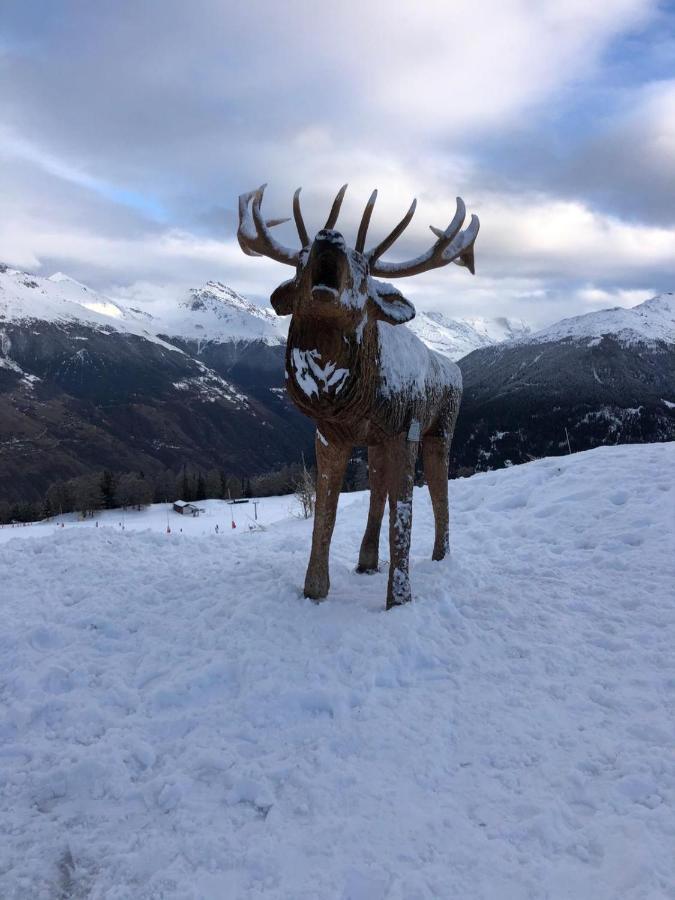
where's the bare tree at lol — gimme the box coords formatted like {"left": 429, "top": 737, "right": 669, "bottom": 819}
{"left": 116, "top": 473, "right": 153, "bottom": 510}
{"left": 293, "top": 456, "right": 315, "bottom": 519}
{"left": 72, "top": 474, "right": 104, "bottom": 518}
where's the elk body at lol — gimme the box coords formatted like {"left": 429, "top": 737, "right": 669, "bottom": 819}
{"left": 238, "top": 184, "right": 479, "bottom": 609}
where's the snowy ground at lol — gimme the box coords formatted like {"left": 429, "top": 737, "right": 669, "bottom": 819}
{"left": 0, "top": 494, "right": 346, "bottom": 544}
{"left": 1, "top": 443, "right": 674, "bottom": 900}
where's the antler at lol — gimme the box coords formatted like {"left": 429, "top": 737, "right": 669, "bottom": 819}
{"left": 237, "top": 185, "right": 298, "bottom": 266}
{"left": 368, "top": 196, "right": 480, "bottom": 277}
{"left": 238, "top": 184, "right": 478, "bottom": 275}
{"left": 324, "top": 184, "right": 348, "bottom": 230}
{"left": 239, "top": 184, "right": 352, "bottom": 263}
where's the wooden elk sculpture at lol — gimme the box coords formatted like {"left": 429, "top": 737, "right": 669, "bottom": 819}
{"left": 238, "top": 184, "right": 479, "bottom": 609}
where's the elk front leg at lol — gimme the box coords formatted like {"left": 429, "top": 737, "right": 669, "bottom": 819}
{"left": 357, "top": 444, "right": 388, "bottom": 573}
{"left": 386, "top": 433, "right": 419, "bottom": 609}
{"left": 422, "top": 434, "right": 451, "bottom": 561}
{"left": 304, "top": 436, "right": 351, "bottom": 601}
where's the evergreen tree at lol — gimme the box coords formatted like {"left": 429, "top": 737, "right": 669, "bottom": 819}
{"left": 195, "top": 472, "right": 207, "bottom": 501}
{"left": 206, "top": 468, "right": 222, "bottom": 500}
{"left": 100, "top": 470, "right": 116, "bottom": 508}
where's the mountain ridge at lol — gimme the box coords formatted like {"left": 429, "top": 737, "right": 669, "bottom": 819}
{"left": 2, "top": 264, "right": 534, "bottom": 361}
{"left": 522, "top": 292, "right": 675, "bottom": 348}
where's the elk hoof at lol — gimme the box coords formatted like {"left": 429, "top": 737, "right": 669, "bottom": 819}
{"left": 386, "top": 576, "right": 412, "bottom": 609}
{"left": 356, "top": 557, "right": 379, "bottom": 574}
{"left": 386, "top": 593, "right": 412, "bottom": 610}
{"left": 304, "top": 571, "right": 329, "bottom": 601}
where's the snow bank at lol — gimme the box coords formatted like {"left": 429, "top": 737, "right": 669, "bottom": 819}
{"left": 1, "top": 443, "right": 674, "bottom": 899}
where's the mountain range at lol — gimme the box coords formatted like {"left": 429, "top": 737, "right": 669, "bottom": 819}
{"left": 1, "top": 261, "right": 673, "bottom": 505}
{"left": 454, "top": 292, "right": 675, "bottom": 470}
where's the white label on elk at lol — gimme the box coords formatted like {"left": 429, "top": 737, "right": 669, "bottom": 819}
{"left": 407, "top": 419, "right": 421, "bottom": 442}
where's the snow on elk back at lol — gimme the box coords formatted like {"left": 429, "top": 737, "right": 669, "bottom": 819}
{"left": 238, "top": 182, "right": 479, "bottom": 609}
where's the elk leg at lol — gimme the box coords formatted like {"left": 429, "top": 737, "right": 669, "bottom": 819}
{"left": 422, "top": 434, "right": 451, "bottom": 561}
{"left": 304, "top": 436, "right": 351, "bottom": 601}
{"left": 357, "top": 445, "right": 388, "bottom": 573}
{"left": 386, "top": 433, "right": 419, "bottom": 609}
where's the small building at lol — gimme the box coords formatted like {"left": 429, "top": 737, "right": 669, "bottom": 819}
{"left": 173, "top": 500, "right": 203, "bottom": 517}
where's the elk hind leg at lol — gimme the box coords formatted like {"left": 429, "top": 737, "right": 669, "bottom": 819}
{"left": 357, "top": 445, "right": 388, "bottom": 573}
{"left": 422, "top": 434, "right": 450, "bottom": 561}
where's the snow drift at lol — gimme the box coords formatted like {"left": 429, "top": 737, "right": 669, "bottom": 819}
{"left": 0, "top": 443, "right": 674, "bottom": 899}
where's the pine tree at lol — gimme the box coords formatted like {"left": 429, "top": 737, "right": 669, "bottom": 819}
{"left": 100, "top": 470, "right": 116, "bottom": 509}
{"left": 181, "top": 465, "right": 190, "bottom": 501}
{"left": 195, "top": 472, "right": 207, "bottom": 501}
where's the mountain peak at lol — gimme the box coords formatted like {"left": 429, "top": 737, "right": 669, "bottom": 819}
{"left": 148, "top": 281, "right": 284, "bottom": 345}
{"left": 408, "top": 311, "right": 531, "bottom": 360}
{"left": 527, "top": 291, "right": 675, "bottom": 347}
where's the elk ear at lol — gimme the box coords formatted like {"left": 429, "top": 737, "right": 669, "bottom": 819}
{"left": 369, "top": 279, "right": 415, "bottom": 325}
{"left": 270, "top": 278, "right": 297, "bottom": 316}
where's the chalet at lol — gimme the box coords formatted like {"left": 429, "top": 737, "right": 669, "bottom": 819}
{"left": 173, "top": 500, "right": 203, "bottom": 517}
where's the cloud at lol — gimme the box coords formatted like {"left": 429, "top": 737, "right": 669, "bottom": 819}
{"left": 556, "top": 78, "right": 675, "bottom": 224}
{"left": 0, "top": 0, "right": 671, "bottom": 329}
{"left": 477, "top": 194, "right": 675, "bottom": 278}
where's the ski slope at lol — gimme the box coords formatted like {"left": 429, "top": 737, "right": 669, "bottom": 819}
{"left": 1, "top": 443, "right": 674, "bottom": 899}
{"left": 0, "top": 495, "right": 331, "bottom": 544}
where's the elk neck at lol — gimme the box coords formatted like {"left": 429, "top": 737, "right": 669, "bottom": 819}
{"left": 285, "top": 313, "right": 376, "bottom": 425}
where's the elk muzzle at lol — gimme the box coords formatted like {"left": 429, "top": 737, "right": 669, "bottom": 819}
{"left": 309, "top": 230, "right": 349, "bottom": 304}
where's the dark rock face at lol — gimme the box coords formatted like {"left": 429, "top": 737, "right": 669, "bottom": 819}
{"left": 0, "top": 322, "right": 314, "bottom": 504}
{"left": 454, "top": 336, "right": 675, "bottom": 471}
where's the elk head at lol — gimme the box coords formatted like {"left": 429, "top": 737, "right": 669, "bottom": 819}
{"left": 237, "top": 184, "right": 480, "bottom": 333}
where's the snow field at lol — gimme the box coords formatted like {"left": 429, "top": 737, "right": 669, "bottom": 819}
{"left": 0, "top": 494, "right": 331, "bottom": 544}
{"left": 0, "top": 443, "right": 674, "bottom": 899}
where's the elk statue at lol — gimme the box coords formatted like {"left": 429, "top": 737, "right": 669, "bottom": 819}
{"left": 238, "top": 184, "right": 479, "bottom": 609}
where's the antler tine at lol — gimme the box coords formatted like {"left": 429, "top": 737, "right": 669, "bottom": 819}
{"left": 367, "top": 198, "right": 417, "bottom": 264}
{"left": 293, "top": 188, "right": 310, "bottom": 247}
{"left": 370, "top": 196, "right": 480, "bottom": 279}
{"left": 237, "top": 184, "right": 300, "bottom": 266}
{"left": 355, "top": 190, "right": 378, "bottom": 254}
{"left": 324, "top": 184, "right": 348, "bottom": 229}
{"left": 266, "top": 216, "right": 291, "bottom": 228}
{"left": 437, "top": 196, "right": 466, "bottom": 244}
{"left": 451, "top": 214, "right": 480, "bottom": 274}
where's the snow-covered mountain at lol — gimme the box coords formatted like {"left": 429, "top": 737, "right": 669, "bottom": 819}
{"left": 130, "top": 281, "right": 285, "bottom": 346}
{"left": 526, "top": 292, "right": 675, "bottom": 347}
{"left": 2, "top": 264, "right": 532, "bottom": 359}
{"left": 0, "top": 266, "right": 146, "bottom": 336}
{"left": 455, "top": 291, "right": 675, "bottom": 472}
{"left": 0, "top": 265, "right": 314, "bottom": 505}
{"left": 409, "top": 311, "right": 530, "bottom": 360}
{"left": 3, "top": 261, "right": 673, "bottom": 502}
{"left": 0, "top": 266, "right": 285, "bottom": 349}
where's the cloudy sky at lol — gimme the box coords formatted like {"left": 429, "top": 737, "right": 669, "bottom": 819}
{"left": 1, "top": 0, "right": 673, "bottom": 326}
